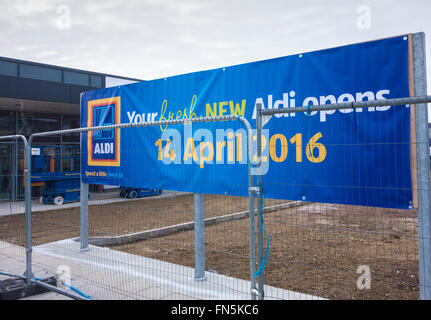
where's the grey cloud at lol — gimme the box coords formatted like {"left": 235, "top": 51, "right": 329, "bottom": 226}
{"left": 0, "top": 0, "right": 430, "bottom": 86}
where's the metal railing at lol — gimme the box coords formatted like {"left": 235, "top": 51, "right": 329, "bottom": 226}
{"left": 1, "top": 95, "right": 431, "bottom": 299}
{"left": 255, "top": 95, "right": 431, "bottom": 299}
{"left": 25, "top": 114, "right": 262, "bottom": 300}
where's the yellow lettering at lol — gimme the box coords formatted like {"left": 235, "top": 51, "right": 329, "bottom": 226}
{"left": 216, "top": 141, "right": 226, "bottom": 162}
{"left": 227, "top": 132, "right": 234, "bottom": 162}
{"left": 290, "top": 133, "right": 303, "bottom": 162}
{"left": 199, "top": 142, "right": 214, "bottom": 168}
{"left": 206, "top": 102, "right": 217, "bottom": 117}
{"left": 164, "top": 139, "right": 176, "bottom": 161}
{"left": 229, "top": 100, "right": 246, "bottom": 117}
{"left": 306, "top": 132, "right": 327, "bottom": 163}
{"left": 253, "top": 135, "right": 268, "bottom": 162}
{"left": 184, "top": 138, "right": 198, "bottom": 162}
{"left": 236, "top": 133, "right": 243, "bottom": 162}
{"left": 219, "top": 101, "right": 228, "bottom": 116}
{"left": 270, "top": 134, "right": 288, "bottom": 162}
{"left": 189, "top": 94, "right": 197, "bottom": 119}
{"left": 159, "top": 99, "right": 168, "bottom": 131}
{"left": 155, "top": 139, "right": 162, "bottom": 160}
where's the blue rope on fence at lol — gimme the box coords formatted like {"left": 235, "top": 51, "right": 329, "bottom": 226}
{"left": 254, "top": 172, "right": 269, "bottom": 278}
{"left": 253, "top": 193, "right": 269, "bottom": 278}
{"left": 247, "top": 132, "right": 270, "bottom": 279}
{"left": 61, "top": 281, "right": 93, "bottom": 300}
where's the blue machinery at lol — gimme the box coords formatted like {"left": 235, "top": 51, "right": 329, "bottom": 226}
{"left": 119, "top": 186, "right": 161, "bottom": 199}
{"left": 31, "top": 145, "right": 81, "bottom": 205}
{"left": 31, "top": 145, "right": 162, "bottom": 205}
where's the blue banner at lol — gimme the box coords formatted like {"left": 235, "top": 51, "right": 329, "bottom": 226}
{"left": 81, "top": 35, "right": 412, "bottom": 209}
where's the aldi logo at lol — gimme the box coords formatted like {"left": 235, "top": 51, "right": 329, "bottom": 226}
{"left": 87, "top": 97, "right": 121, "bottom": 166}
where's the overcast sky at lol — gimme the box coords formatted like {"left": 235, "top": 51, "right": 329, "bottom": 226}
{"left": 1, "top": 0, "right": 431, "bottom": 89}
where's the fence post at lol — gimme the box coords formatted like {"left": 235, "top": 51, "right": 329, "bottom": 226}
{"left": 21, "top": 141, "right": 33, "bottom": 284}
{"left": 249, "top": 177, "right": 257, "bottom": 300}
{"left": 413, "top": 32, "right": 431, "bottom": 300}
{"left": 256, "top": 102, "right": 265, "bottom": 300}
{"left": 25, "top": 144, "right": 33, "bottom": 284}
{"left": 12, "top": 140, "right": 18, "bottom": 201}
{"left": 80, "top": 181, "right": 89, "bottom": 252}
{"left": 194, "top": 193, "right": 206, "bottom": 280}
{"left": 80, "top": 130, "right": 89, "bottom": 252}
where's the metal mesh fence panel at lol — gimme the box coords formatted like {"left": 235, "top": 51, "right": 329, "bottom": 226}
{"left": 256, "top": 101, "right": 423, "bottom": 300}
{"left": 0, "top": 138, "right": 28, "bottom": 282}
{"left": 0, "top": 97, "right": 430, "bottom": 300}
{"left": 17, "top": 117, "right": 276, "bottom": 300}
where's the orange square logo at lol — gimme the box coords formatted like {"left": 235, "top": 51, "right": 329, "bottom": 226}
{"left": 87, "top": 97, "right": 121, "bottom": 167}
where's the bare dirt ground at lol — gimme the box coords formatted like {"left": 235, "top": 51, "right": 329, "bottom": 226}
{"left": 0, "top": 194, "right": 419, "bottom": 300}
{"left": 0, "top": 194, "right": 265, "bottom": 245}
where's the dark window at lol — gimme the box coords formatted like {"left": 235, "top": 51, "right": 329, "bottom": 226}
{"left": 64, "top": 71, "right": 89, "bottom": 86}
{"left": 20, "top": 64, "right": 62, "bottom": 82}
{"left": 0, "top": 60, "right": 18, "bottom": 76}
{"left": 90, "top": 75, "right": 102, "bottom": 88}
{"left": 0, "top": 111, "right": 16, "bottom": 135}
{"left": 61, "top": 114, "right": 80, "bottom": 143}
{"left": 17, "top": 111, "right": 61, "bottom": 143}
